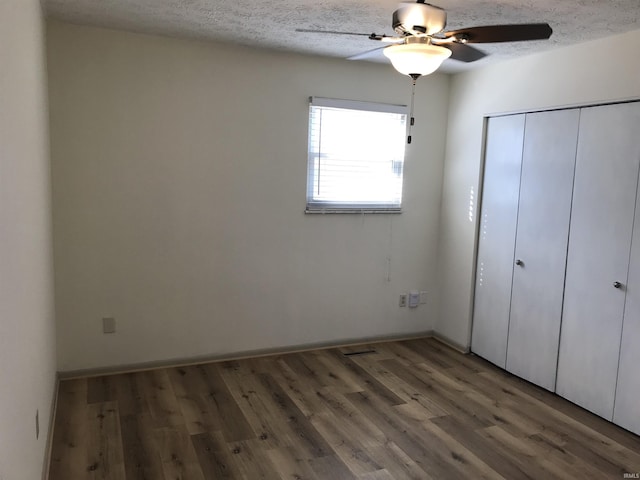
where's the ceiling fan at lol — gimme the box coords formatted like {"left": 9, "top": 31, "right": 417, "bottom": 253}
{"left": 298, "top": 1, "right": 552, "bottom": 143}
{"left": 297, "top": 0, "right": 553, "bottom": 78}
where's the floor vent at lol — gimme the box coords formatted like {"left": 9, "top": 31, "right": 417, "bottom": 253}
{"left": 342, "top": 349, "right": 377, "bottom": 357}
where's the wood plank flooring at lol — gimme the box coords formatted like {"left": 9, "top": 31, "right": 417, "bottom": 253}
{"left": 48, "top": 337, "right": 640, "bottom": 479}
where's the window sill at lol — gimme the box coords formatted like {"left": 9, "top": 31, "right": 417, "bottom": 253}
{"left": 304, "top": 208, "right": 402, "bottom": 215}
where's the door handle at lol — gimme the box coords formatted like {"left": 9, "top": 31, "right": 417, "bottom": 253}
{"left": 613, "top": 281, "right": 623, "bottom": 289}
{"left": 515, "top": 259, "right": 524, "bottom": 267}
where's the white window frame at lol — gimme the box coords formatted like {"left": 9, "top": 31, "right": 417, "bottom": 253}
{"left": 306, "top": 97, "right": 408, "bottom": 214}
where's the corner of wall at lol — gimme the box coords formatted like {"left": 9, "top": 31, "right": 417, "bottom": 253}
{"left": 0, "top": 1, "right": 58, "bottom": 478}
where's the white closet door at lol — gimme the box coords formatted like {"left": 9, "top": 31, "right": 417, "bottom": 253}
{"left": 613, "top": 106, "right": 640, "bottom": 436}
{"left": 505, "top": 109, "right": 579, "bottom": 391}
{"left": 472, "top": 114, "right": 525, "bottom": 368}
{"left": 556, "top": 102, "right": 640, "bottom": 420}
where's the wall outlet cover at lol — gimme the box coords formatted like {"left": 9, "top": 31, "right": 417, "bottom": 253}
{"left": 420, "top": 291, "right": 428, "bottom": 304}
{"left": 399, "top": 294, "right": 407, "bottom": 307}
{"left": 102, "top": 317, "right": 116, "bottom": 334}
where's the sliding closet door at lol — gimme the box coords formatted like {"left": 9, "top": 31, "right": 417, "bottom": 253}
{"left": 556, "top": 102, "right": 640, "bottom": 419}
{"left": 471, "top": 114, "right": 525, "bottom": 368}
{"left": 505, "top": 109, "right": 579, "bottom": 391}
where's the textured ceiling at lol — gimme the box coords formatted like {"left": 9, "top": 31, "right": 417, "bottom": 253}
{"left": 45, "top": 0, "right": 640, "bottom": 73}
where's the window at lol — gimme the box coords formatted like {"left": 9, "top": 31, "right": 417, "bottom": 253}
{"left": 306, "top": 97, "right": 407, "bottom": 213}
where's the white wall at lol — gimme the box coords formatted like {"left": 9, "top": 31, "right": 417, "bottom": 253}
{"left": 47, "top": 21, "right": 450, "bottom": 372}
{"left": 436, "top": 29, "right": 640, "bottom": 348}
{"left": 0, "top": 1, "right": 57, "bottom": 479}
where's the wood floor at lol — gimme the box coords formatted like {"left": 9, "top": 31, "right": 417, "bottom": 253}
{"left": 48, "top": 337, "right": 640, "bottom": 479}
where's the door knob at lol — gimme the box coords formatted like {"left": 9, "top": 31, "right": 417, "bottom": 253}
{"left": 613, "top": 281, "right": 623, "bottom": 289}
{"left": 515, "top": 259, "right": 524, "bottom": 266}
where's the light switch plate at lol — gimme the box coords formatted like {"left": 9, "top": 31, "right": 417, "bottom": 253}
{"left": 408, "top": 291, "right": 420, "bottom": 308}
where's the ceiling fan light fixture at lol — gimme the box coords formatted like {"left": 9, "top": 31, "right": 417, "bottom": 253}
{"left": 383, "top": 43, "right": 452, "bottom": 76}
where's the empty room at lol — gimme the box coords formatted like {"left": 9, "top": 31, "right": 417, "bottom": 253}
{"left": 2, "top": 0, "right": 640, "bottom": 478}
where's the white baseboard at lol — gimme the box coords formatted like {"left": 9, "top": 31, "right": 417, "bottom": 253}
{"left": 58, "top": 330, "right": 436, "bottom": 380}
{"left": 431, "top": 331, "right": 470, "bottom": 354}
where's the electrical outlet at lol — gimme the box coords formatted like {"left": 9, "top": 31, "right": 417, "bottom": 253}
{"left": 35, "top": 409, "right": 39, "bottom": 440}
{"left": 420, "top": 291, "right": 428, "bottom": 304}
{"left": 399, "top": 294, "right": 407, "bottom": 307}
{"left": 102, "top": 317, "right": 116, "bottom": 334}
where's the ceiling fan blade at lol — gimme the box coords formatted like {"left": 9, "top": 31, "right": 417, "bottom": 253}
{"left": 295, "top": 29, "right": 401, "bottom": 42}
{"left": 295, "top": 28, "right": 372, "bottom": 37}
{"left": 445, "top": 23, "right": 552, "bottom": 43}
{"left": 443, "top": 42, "right": 487, "bottom": 63}
{"left": 347, "top": 46, "right": 386, "bottom": 61}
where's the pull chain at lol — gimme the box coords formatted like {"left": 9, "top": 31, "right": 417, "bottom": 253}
{"left": 407, "top": 74, "right": 420, "bottom": 144}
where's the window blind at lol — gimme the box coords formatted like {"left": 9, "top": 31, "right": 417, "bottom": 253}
{"left": 306, "top": 97, "right": 407, "bottom": 213}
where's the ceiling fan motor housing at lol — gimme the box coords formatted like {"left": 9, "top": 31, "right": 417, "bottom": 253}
{"left": 393, "top": 3, "right": 447, "bottom": 35}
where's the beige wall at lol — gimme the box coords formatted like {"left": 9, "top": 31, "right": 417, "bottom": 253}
{"left": 0, "top": 1, "right": 57, "bottom": 478}
{"left": 436, "top": 29, "right": 640, "bottom": 348}
{"left": 47, "top": 21, "right": 450, "bottom": 372}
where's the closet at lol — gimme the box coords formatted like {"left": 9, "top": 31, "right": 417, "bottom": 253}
{"left": 505, "top": 109, "right": 578, "bottom": 392}
{"left": 472, "top": 108, "right": 578, "bottom": 388}
{"left": 555, "top": 103, "right": 640, "bottom": 420}
{"left": 472, "top": 101, "right": 640, "bottom": 435}
{"left": 615, "top": 183, "right": 640, "bottom": 435}
{"left": 471, "top": 114, "right": 524, "bottom": 369}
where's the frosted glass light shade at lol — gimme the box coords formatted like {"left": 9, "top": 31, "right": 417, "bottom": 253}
{"left": 383, "top": 43, "right": 452, "bottom": 76}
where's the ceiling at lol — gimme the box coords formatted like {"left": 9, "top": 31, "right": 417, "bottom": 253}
{"left": 45, "top": 0, "right": 640, "bottom": 73}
